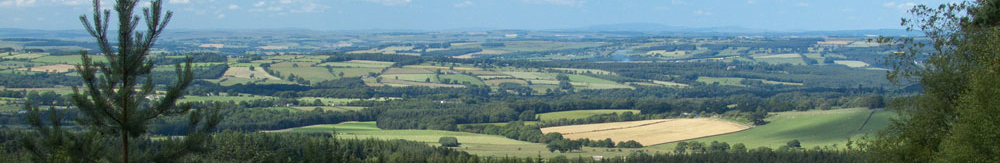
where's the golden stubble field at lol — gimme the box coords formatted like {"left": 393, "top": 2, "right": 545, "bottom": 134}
{"left": 541, "top": 118, "right": 750, "bottom": 146}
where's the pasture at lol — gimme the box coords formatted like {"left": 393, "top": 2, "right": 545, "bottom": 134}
{"left": 652, "top": 108, "right": 894, "bottom": 149}
{"left": 541, "top": 118, "right": 750, "bottom": 146}
{"left": 19, "top": 64, "right": 75, "bottom": 73}
{"left": 273, "top": 121, "right": 670, "bottom": 158}
{"left": 537, "top": 110, "right": 640, "bottom": 121}
{"left": 438, "top": 74, "right": 484, "bottom": 85}
{"left": 318, "top": 60, "right": 394, "bottom": 68}
{"left": 834, "top": 60, "right": 870, "bottom": 68}
{"left": 178, "top": 95, "right": 276, "bottom": 103}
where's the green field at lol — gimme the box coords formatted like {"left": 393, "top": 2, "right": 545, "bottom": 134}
{"left": 537, "top": 109, "right": 641, "bottom": 121}
{"left": 490, "top": 41, "right": 603, "bottom": 52}
{"left": 318, "top": 60, "right": 394, "bottom": 68}
{"left": 381, "top": 74, "right": 437, "bottom": 83}
{"left": 651, "top": 108, "right": 894, "bottom": 149}
{"left": 270, "top": 66, "right": 338, "bottom": 83}
{"left": 438, "top": 74, "right": 484, "bottom": 85}
{"left": 179, "top": 95, "right": 276, "bottom": 103}
{"left": 276, "top": 121, "right": 669, "bottom": 158}
{"left": 566, "top": 74, "right": 618, "bottom": 84}
{"left": 33, "top": 55, "right": 107, "bottom": 64}
{"left": 697, "top": 77, "right": 746, "bottom": 86}
{"left": 755, "top": 57, "right": 807, "bottom": 65}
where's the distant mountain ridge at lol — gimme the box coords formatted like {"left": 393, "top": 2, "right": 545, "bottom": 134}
{"left": 555, "top": 23, "right": 922, "bottom": 36}
{"left": 0, "top": 23, "right": 923, "bottom": 39}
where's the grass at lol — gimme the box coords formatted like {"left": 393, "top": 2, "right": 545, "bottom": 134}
{"left": 330, "top": 68, "right": 384, "bottom": 78}
{"left": 289, "top": 106, "right": 367, "bottom": 112}
{"left": 178, "top": 95, "right": 275, "bottom": 103}
{"left": 438, "top": 74, "right": 484, "bottom": 85}
{"left": 551, "top": 68, "right": 615, "bottom": 75}
{"left": 491, "top": 41, "right": 603, "bottom": 52}
{"left": 33, "top": 55, "right": 107, "bottom": 64}
{"left": 650, "top": 108, "right": 894, "bottom": 149}
{"left": 275, "top": 121, "right": 670, "bottom": 158}
{"left": 834, "top": 60, "right": 870, "bottom": 68}
{"left": 318, "top": 60, "right": 394, "bottom": 68}
{"left": 697, "top": 77, "right": 746, "bottom": 86}
{"left": 381, "top": 74, "right": 437, "bottom": 83}
{"left": 651, "top": 80, "right": 689, "bottom": 87}
{"left": 755, "top": 57, "right": 807, "bottom": 65}
{"left": 502, "top": 71, "right": 556, "bottom": 80}
{"left": 537, "top": 110, "right": 640, "bottom": 121}
{"left": 270, "top": 66, "right": 338, "bottom": 83}
{"left": 567, "top": 74, "right": 618, "bottom": 85}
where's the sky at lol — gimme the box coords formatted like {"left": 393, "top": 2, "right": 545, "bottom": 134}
{"left": 0, "top": 0, "right": 960, "bottom": 31}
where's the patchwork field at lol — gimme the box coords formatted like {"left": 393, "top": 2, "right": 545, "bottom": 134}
{"left": 178, "top": 95, "right": 276, "bottom": 103}
{"left": 220, "top": 66, "right": 281, "bottom": 80}
{"left": 318, "top": 60, "right": 394, "bottom": 68}
{"left": 537, "top": 109, "right": 640, "bottom": 121}
{"left": 651, "top": 108, "right": 893, "bottom": 149}
{"left": 19, "top": 64, "right": 74, "bottom": 73}
{"left": 541, "top": 118, "right": 750, "bottom": 146}
{"left": 33, "top": 55, "right": 107, "bottom": 64}
{"left": 271, "top": 121, "right": 669, "bottom": 158}
{"left": 834, "top": 60, "right": 870, "bottom": 68}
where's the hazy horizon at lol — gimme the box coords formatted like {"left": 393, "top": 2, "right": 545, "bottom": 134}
{"left": 2, "top": 0, "right": 955, "bottom": 31}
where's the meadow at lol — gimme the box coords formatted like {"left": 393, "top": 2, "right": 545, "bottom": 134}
{"left": 537, "top": 109, "right": 640, "bottom": 121}
{"left": 541, "top": 118, "right": 750, "bottom": 146}
{"left": 273, "top": 121, "right": 671, "bottom": 158}
{"left": 651, "top": 108, "right": 893, "bottom": 149}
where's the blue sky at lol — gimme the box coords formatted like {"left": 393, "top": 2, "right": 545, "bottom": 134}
{"left": 0, "top": 0, "right": 958, "bottom": 31}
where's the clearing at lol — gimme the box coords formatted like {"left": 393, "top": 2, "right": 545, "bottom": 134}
{"left": 651, "top": 108, "right": 894, "bottom": 149}
{"left": 541, "top": 118, "right": 750, "bottom": 146}
{"left": 537, "top": 109, "right": 640, "bottom": 121}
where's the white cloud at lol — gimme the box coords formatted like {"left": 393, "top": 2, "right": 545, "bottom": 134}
{"left": 228, "top": 4, "right": 238, "bottom": 9}
{"left": 521, "top": 0, "right": 584, "bottom": 7}
{"left": 250, "top": 0, "right": 328, "bottom": 13}
{"left": 796, "top": 2, "right": 808, "bottom": 7}
{"left": 168, "top": 0, "right": 189, "bottom": 4}
{"left": 0, "top": 0, "right": 37, "bottom": 7}
{"left": 671, "top": 0, "right": 687, "bottom": 5}
{"left": 216, "top": 13, "right": 225, "bottom": 19}
{"left": 361, "top": 0, "right": 411, "bottom": 6}
{"left": 883, "top": 2, "right": 916, "bottom": 11}
{"left": 453, "top": 1, "right": 473, "bottom": 8}
{"left": 694, "top": 9, "right": 712, "bottom": 15}
{"left": 746, "top": 0, "right": 755, "bottom": 4}
{"left": 50, "top": 0, "right": 87, "bottom": 5}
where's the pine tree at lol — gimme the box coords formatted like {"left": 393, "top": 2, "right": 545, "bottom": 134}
{"left": 23, "top": 0, "right": 222, "bottom": 162}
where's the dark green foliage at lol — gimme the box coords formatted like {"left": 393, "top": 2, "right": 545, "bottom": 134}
{"left": 22, "top": 1, "right": 222, "bottom": 162}
{"left": 617, "top": 140, "right": 643, "bottom": 148}
{"left": 0, "top": 72, "right": 82, "bottom": 88}
{"left": 865, "top": 0, "right": 1000, "bottom": 162}
{"left": 787, "top": 140, "right": 801, "bottom": 148}
{"left": 439, "top": 137, "right": 460, "bottom": 147}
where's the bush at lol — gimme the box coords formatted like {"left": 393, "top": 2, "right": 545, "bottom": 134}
{"left": 439, "top": 137, "right": 460, "bottom": 147}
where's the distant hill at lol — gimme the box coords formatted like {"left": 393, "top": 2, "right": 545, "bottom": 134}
{"left": 553, "top": 23, "right": 922, "bottom": 37}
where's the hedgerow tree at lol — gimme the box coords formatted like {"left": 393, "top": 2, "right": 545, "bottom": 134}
{"left": 23, "top": 0, "right": 222, "bottom": 162}
{"left": 866, "top": 0, "right": 1000, "bottom": 162}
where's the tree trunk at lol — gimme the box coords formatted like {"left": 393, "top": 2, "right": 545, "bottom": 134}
{"left": 123, "top": 132, "right": 128, "bottom": 163}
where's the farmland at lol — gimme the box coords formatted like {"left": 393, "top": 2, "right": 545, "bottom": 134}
{"left": 272, "top": 121, "right": 671, "bottom": 158}
{"left": 537, "top": 109, "right": 640, "bottom": 121}
{"left": 541, "top": 118, "right": 750, "bottom": 146}
{"left": 651, "top": 108, "right": 894, "bottom": 149}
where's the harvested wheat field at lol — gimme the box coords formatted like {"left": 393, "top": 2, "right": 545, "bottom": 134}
{"left": 541, "top": 118, "right": 749, "bottom": 146}
{"left": 20, "top": 64, "right": 75, "bottom": 73}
